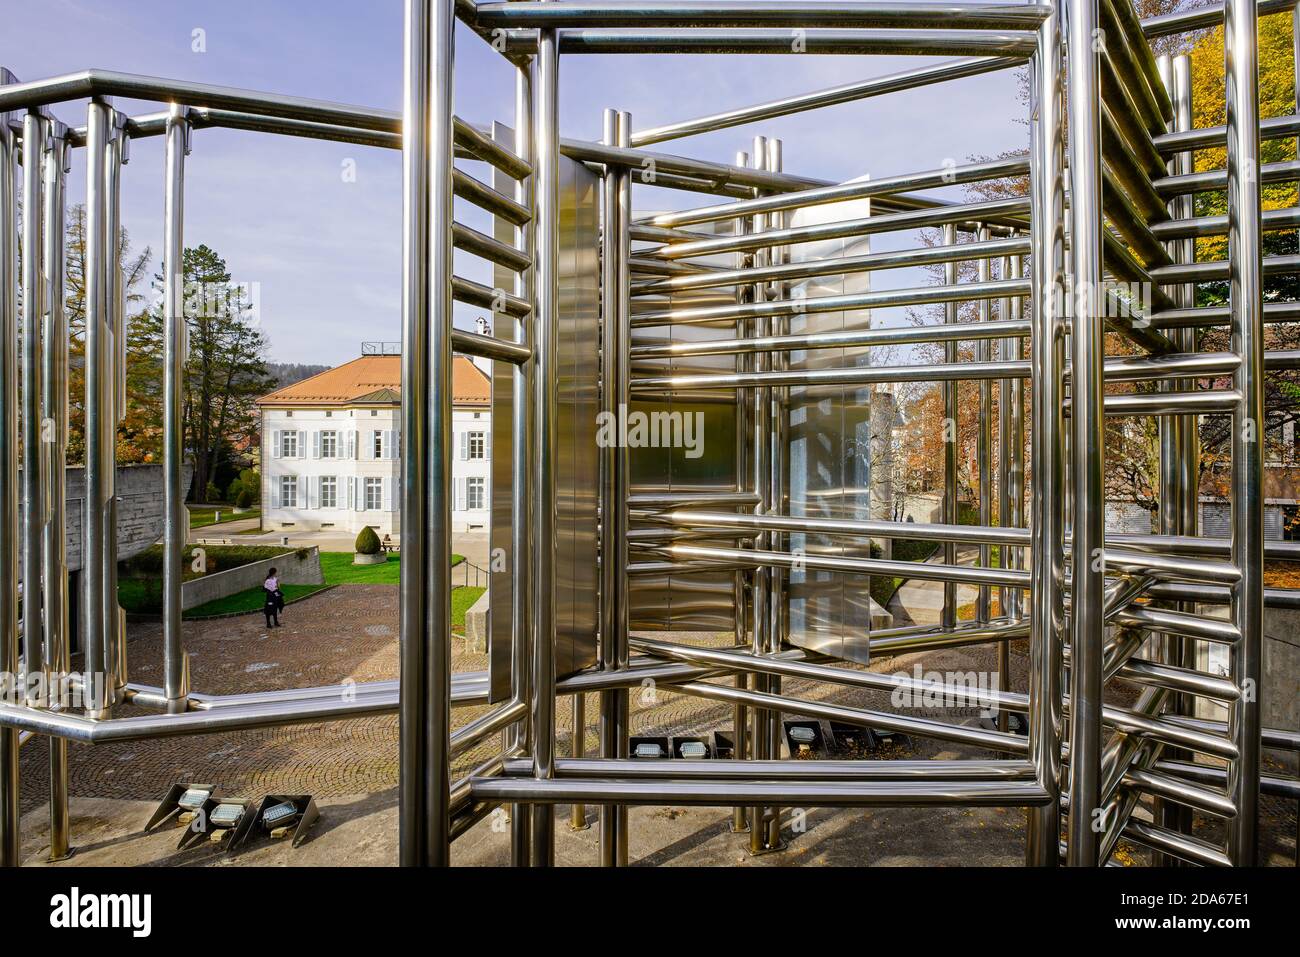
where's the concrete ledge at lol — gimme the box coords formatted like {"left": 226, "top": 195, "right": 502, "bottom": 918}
{"left": 465, "top": 588, "right": 491, "bottom": 653}
{"left": 182, "top": 546, "right": 323, "bottom": 611}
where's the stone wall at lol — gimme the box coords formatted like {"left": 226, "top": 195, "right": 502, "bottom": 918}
{"left": 18, "top": 464, "right": 191, "bottom": 577}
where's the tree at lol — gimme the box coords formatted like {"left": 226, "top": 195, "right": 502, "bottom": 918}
{"left": 136, "top": 244, "right": 276, "bottom": 503}
{"left": 60, "top": 204, "right": 155, "bottom": 464}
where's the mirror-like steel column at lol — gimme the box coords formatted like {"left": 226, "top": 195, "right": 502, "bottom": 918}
{"left": 399, "top": 0, "right": 431, "bottom": 867}
{"left": 42, "top": 122, "right": 71, "bottom": 862}
{"left": 1026, "top": 4, "right": 1064, "bottom": 867}
{"left": 1224, "top": 0, "right": 1263, "bottom": 867}
{"left": 941, "top": 222, "right": 958, "bottom": 631}
{"left": 425, "top": 0, "right": 456, "bottom": 868}
{"left": 0, "top": 69, "right": 20, "bottom": 867}
{"left": 1065, "top": 0, "right": 1105, "bottom": 868}
{"left": 162, "top": 104, "right": 191, "bottom": 715}
{"left": 530, "top": 11, "right": 561, "bottom": 867}
{"left": 509, "top": 58, "right": 536, "bottom": 869}
{"left": 21, "top": 113, "right": 48, "bottom": 706}
{"left": 81, "top": 98, "right": 111, "bottom": 721}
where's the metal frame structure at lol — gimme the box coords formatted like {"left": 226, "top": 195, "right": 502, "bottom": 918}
{"left": 0, "top": 0, "right": 1297, "bottom": 869}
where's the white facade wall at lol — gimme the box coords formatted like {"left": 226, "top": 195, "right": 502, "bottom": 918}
{"left": 261, "top": 404, "right": 491, "bottom": 535}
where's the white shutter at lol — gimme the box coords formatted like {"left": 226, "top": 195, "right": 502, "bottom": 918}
{"left": 297, "top": 430, "right": 306, "bottom": 459}
{"left": 355, "top": 477, "right": 364, "bottom": 512}
{"left": 271, "top": 479, "right": 280, "bottom": 509}
{"left": 387, "top": 430, "right": 397, "bottom": 460}
{"left": 382, "top": 477, "right": 392, "bottom": 512}
{"left": 272, "top": 429, "right": 281, "bottom": 458}
{"left": 313, "top": 431, "right": 321, "bottom": 459}
{"left": 346, "top": 476, "right": 354, "bottom": 510}
{"left": 459, "top": 431, "right": 467, "bottom": 461}
{"left": 455, "top": 478, "right": 465, "bottom": 512}
{"left": 311, "top": 476, "right": 320, "bottom": 509}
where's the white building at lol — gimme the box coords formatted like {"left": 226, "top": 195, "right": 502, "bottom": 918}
{"left": 258, "top": 353, "right": 491, "bottom": 535}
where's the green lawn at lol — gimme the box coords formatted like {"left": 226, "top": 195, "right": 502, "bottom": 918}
{"left": 188, "top": 505, "right": 259, "bottom": 529}
{"left": 185, "top": 583, "right": 329, "bottom": 618}
{"left": 316, "top": 551, "right": 464, "bottom": 586}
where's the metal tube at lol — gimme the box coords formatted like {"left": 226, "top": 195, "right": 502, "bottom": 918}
{"left": 631, "top": 56, "right": 1022, "bottom": 146}
{"left": 40, "top": 121, "right": 70, "bottom": 862}
{"left": 530, "top": 13, "right": 561, "bottom": 867}
{"left": 0, "top": 70, "right": 20, "bottom": 867}
{"left": 20, "top": 113, "right": 47, "bottom": 705}
{"left": 942, "top": 223, "right": 959, "bottom": 632}
{"left": 1064, "top": 0, "right": 1105, "bottom": 868}
{"left": 1026, "top": 4, "right": 1063, "bottom": 867}
{"left": 508, "top": 57, "right": 535, "bottom": 869}
{"left": 1224, "top": 0, "right": 1263, "bottom": 867}
{"left": 399, "top": 0, "right": 431, "bottom": 867}
{"left": 162, "top": 104, "right": 189, "bottom": 715}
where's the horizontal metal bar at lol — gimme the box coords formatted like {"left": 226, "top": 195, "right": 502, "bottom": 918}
{"left": 631, "top": 55, "right": 1023, "bottom": 146}
{"left": 452, "top": 275, "right": 531, "bottom": 318}
{"left": 501, "top": 28, "right": 1042, "bottom": 57}
{"left": 1115, "top": 657, "right": 1240, "bottom": 702}
{"left": 469, "top": 775, "right": 1052, "bottom": 807}
{"left": 1149, "top": 300, "right": 1300, "bottom": 329}
{"left": 1122, "top": 818, "right": 1233, "bottom": 867}
{"left": 453, "top": 168, "right": 530, "bottom": 224}
{"left": 1153, "top": 158, "right": 1300, "bottom": 197}
{"left": 454, "top": 117, "right": 532, "bottom": 179}
{"left": 452, "top": 221, "right": 530, "bottom": 272}
{"left": 1154, "top": 760, "right": 1300, "bottom": 801}
{"left": 663, "top": 542, "right": 1031, "bottom": 589}
{"left": 451, "top": 328, "right": 531, "bottom": 364}
{"left": 1150, "top": 204, "right": 1300, "bottom": 240}
{"left": 633, "top": 357, "right": 1031, "bottom": 390}
{"left": 1154, "top": 113, "right": 1300, "bottom": 155}
{"left": 450, "top": 698, "right": 528, "bottom": 755}
{"left": 499, "top": 757, "right": 1038, "bottom": 780}
{"left": 633, "top": 235, "right": 1030, "bottom": 295}
{"left": 474, "top": 2, "right": 1053, "bottom": 30}
{"left": 656, "top": 196, "right": 1031, "bottom": 260}
{"left": 1140, "top": 0, "right": 1292, "bottom": 38}
{"left": 654, "top": 156, "right": 1029, "bottom": 228}
{"left": 1122, "top": 765, "right": 1236, "bottom": 818}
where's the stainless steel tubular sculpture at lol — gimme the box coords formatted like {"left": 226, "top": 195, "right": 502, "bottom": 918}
{"left": 0, "top": 0, "right": 1295, "bottom": 869}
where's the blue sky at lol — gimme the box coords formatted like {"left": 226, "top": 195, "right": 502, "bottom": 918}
{"left": 3, "top": 0, "right": 1028, "bottom": 366}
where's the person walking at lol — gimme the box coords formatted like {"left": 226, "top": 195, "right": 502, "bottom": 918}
{"left": 263, "top": 567, "right": 284, "bottom": 628}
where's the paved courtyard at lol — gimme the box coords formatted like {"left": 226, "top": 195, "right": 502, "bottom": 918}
{"left": 13, "top": 583, "right": 1297, "bottom": 866}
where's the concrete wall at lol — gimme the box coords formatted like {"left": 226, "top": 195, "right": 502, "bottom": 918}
{"left": 1194, "top": 605, "right": 1300, "bottom": 773}
{"left": 181, "top": 546, "right": 323, "bottom": 612}
{"left": 18, "top": 464, "right": 190, "bottom": 578}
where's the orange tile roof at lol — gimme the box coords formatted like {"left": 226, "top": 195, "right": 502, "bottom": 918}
{"left": 257, "top": 354, "right": 490, "bottom": 408}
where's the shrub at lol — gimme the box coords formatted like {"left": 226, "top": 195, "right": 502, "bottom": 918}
{"left": 355, "top": 526, "right": 382, "bottom": 555}
{"left": 205, "top": 481, "right": 221, "bottom": 503}
{"left": 235, "top": 487, "right": 254, "bottom": 509}
{"left": 227, "top": 477, "right": 245, "bottom": 502}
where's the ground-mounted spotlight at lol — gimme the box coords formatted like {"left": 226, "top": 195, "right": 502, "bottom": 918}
{"left": 178, "top": 796, "right": 253, "bottom": 851}
{"left": 711, "top": 729, "right": 736, "bottom": 759}
{"left": 672, "top": 736, "right": 711, "bottom": 759}
{"left": 828, "top": 721, "right": 880, "bottom": 756}
{"left": 230, "top": 794, "right": 320, "bottom": 853}
{"left": 630, "top": 736, "right": 669, "bottom": 759}
{"left": 142, "top": 782, "right": 216, "bottom": 833}
{"left": 782, "top": 720, "right": 827, "bottom": 759}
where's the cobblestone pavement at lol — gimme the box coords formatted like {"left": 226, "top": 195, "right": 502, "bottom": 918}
{"left": 15, "top": 583, "right": 1297, "bottom": 866}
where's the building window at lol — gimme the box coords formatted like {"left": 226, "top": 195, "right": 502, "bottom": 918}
{"left": 281, "top": 430, "right": 298, "bottom": 458}
{"left": 320, "top": 476, "right": 337, "bottom": 509}
{"left": 280, "top": 475, "right": 298, "bottom": 508}
{"left": 321, "top": 430, "right": 338, "bottom": 458}
{"left": 466, "top": 477, "right": 485, "bottom": 511}
{"left": 365, "top": 477, "right": 383, "bottom": 511}
{"left": 466, "top": 431, "right": 486, "bottom": 460}
{"left": 373, "top": 430, "right": 384, "bottom": 459}
{"left": 371, "top": 409, "right": 378, "bottom": 416}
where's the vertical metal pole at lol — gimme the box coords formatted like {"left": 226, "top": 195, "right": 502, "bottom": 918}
{"left": 509, "top": 58, "right": 536, "bottom": 869}
{"left": 942, "top": 222, "right": 958, "bottom": 631}
{"left": 612, "top": 108, "right": 631, "bottom": 864}
{"left": 1065, "top": 0, "right": 1105, "bottom": 868}
{"left": 977, "top": 226, "right": 992, "bottom": 628}
{"left": 570, "top": 691, "right": 587, "bottom": 829}
{"left": 424, "top": 0, "right": 456, "bottom": 868}
{"left": 21, "top": 113, "right": 47, "bottom": 706}
{"left": 748, "top": 136, "right": 770, "bottom": 854}
{"left": 399, "top": 0, "right": 431, "bottom": 867}
{"left": 1009, "top": 254, "right": 1025, "bottom": 624}
{"left": 81, "top": 99, "right": 111, "bottom": 721}
{"left": 0, "top": 70, "right": 20, "bottom": 867}
{"left": 1026, "top": 6, "right": 1064, "bottom": 867}
{"left": 162, "top": 104, "right": 190, "bottom": 715}
{"left": 1224, "top": 0, "right": 1263, "bottom": 867}
{"left": 530, "top": 13, "right": 560, "bottom": 867}
{"left": 731, "top": 147, "right": 751, "bottom": 837}
{"left": 765, "top": 136, "right": 786, "bottom": 852}
{"left": 104, "top": 114, "right": 127, "bottom": 706}
{"left": 42, "top": 123, "right": 71, "bottom": 862}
